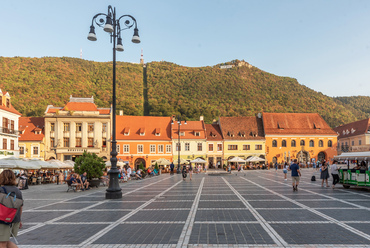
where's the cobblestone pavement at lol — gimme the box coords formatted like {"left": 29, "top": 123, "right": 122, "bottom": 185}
{"left": 14, "top": 169, "right": 370, "bottom": 248}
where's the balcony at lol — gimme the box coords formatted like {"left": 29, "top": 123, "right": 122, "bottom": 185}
{"left": 0, "top": 127, "right": 20, "bottom": 135}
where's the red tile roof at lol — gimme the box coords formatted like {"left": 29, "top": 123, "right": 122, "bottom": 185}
{"left": 219, "top": 116, "right": 264, "bottom": 140}
{"left": 116, "top": 116, "right": 172, "bottom": 140}
{"left": 63, "top": 102, "right": 98, "bottom": 111}
{"left": 19, "top": 117, "right": 44, "bottom": 141}
{"left": 0, "top": 104, "right": 22, "bottom": 116}
{"left": 205, "top": 123, "right": 223, "bottom": 141}
{"left": 171, "top": 120, "right": 206, "bottom": 139}
{"left": 333, "top": 118, "right": 370, "bottom": 139}
{"left": 262, "top": 113, "right": 337, "bottom": 135}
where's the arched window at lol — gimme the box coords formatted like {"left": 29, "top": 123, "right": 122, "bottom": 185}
{"left": 309, "top": 140, "right": 314, "bottom": 147}
{"left": 319, "top": 140, "right": 323, "bottom": 147}
{"left": 291, "top": 140, "right": 296, "bottom": 147}
{"left": 272, "top": 140, "right": 277, "bottom": 147}
{"left": 328, "top": 140, "right": 332, "bottom": 147}
{"left": 300, "top": 140, "right": 305, "bottom": 146}
{"left": 282, "top": 140, "right": 287, "bottom": 147}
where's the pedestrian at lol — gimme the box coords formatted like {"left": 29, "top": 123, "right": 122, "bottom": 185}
{"left": 274, "top": 162, "right": 278, "bottom": 171}
{"left": 288, "top": 159, "right": 301, "bottom": 191}
{"left": 330, "top": 160, "right": 340, "bottom": 189}
{"left": 182, "top": 164, "right": 187, "bottom": 181}
{"left": 320, "top": 161, "right": 330, "bottom": 187}
{"left": 189, "top": 163, "right": 193, "bottom": 180}
{"left": 283, "top": 162, "right": 288, "bottom": 180}
{"left": 170, "top": 162, "right": 174, "bottom": 175}
{"left": 0, "top": 170, "right": 23, "bottom": 248}
{"left": 227, "top": 164, "right": 231, "bottom": 173}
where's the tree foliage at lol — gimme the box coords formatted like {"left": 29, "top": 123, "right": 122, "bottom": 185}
{"left": 74, "top": 151, "right": 105, "bottom": 180}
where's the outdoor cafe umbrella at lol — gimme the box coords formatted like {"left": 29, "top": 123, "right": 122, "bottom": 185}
{"left": 105, "top": 160, "right": 124, "bottom": 167}
{"left": 43, "top": 159, "right": 64, "bottom": 169}
{"left": 0, "top": 159, "right": 19, "bottom": 169}
{"left": 190, "top": 158, "right": 207, "bottom": 163}
{"left": 249, "top": 156, "right": 265, "bottom": 162}
{"left": 228, "top": 157, "right": 246, "bottom": 163}
{"left": 152, "top": 158, "right": 171, "bottom": 166}
{"left": 60, "top": 160, "right": 74, "bottom": 169}
{"left": 174, "top": 158, "right": 189, "bottom": 165}
{"left": 2, "top": 157, "right": 41, "bottom": 170}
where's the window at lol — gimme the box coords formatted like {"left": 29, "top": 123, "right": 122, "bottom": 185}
{"left": 209, "top": 144, "right": 214, "bottom": 151}
{"left": 64, "top": 155, "right": 72, "bottom": 161}
{"left": 116, "top": 145, "right": 120, "bottom": 154}
{"left": 88, "top": 123, "right": 94, "bottom": 132}
{"left": 328, "top": 140, "right": 333, "bottom": 147}
{"left": 217, "top": 144, "right": 222, "bottom": 151}
{"left": 166, "top": 145, "right": 172, "bottom": 153}
{"left": 197, "top": 143, "right": 202, "bottom": 151}
{"left": 88, "top": 138, "right": 94, "bottom": 147}
{"left": 138, "top": 144, "right": 143, "bottom": 153}
{"left": 50, "top": 138, "right": 55, "bottom": 147}
{"left": 272, "top": 140, "right": 277, "bottom": 147}
{"left": 300, "top": 140, "right": 305, "bottom": 146}
{"left": 243, "top": 145, "right": 250, "bottom": 150}
{"left": 255, "top": 145, "right": 262, "bottom": 150}
{"left": 10, "top": 140, "right": 14, "bottom": 150}
{"left": 150, "top": 145, "right": 156, "bottom": 153}
{"left": 179, "top": 131, "right": 185, "bottom": 136}
{"left": 309, "top": 140, "right": 314, "bottom": 147}
{"left": 50, "top": 123, "right": 55, "bottom": 132}
{"left": 123, "top": 144, "right": 129, "bottom": 153}
{"left": 102, "top": 123, "right": 107, "bottom": 132}
{"left": 185, "top": 143, "right": 190, "bottom": 151}
{"left": 33, "top": 146, "right": 39, "bottom": 155}
{"left": 282, "top": 140, "right": 287, "bottom": 147}
{"left": 319, "top": 140, "right": 324, "bottom": 147}
{"left": 63, "top": 123, "right": 70, "bottom": 132}
{"left": 351, "top": 141, "right": 354, "bottom": 146}
{"left": 158, "top": 144, "right": 164, "bottom": 153}
{"left": 176, "top": 143, "right": 181, "bottom": 151}
{"left": 228, "top": 145, "right": 238, "bottom": 150}
{"left": 10, "top": 120, "right": 14, "bottom": 131}
{"left": 76, "top": 123, "right": 82, "bottom": 132}
{"left": 194, "top": 132, "right": 200, "bottom": 136}
{"left": 63, "top": 137, "right": 69, "bottom": 147}
{"left": 76, "top": 137, "right": 82, "bottom": 147}
{"left": 102, "top": 138, "right": 106, "bottom": 147}
{"left": 359, "top": 140, "right": 362, "bottom": 145}
{"left": 6, "top": 99, "right": 10, "bottom": 108}
{"left": 291, "top": 140, "right": 296, "bottom": 147}
{"left": 19, "top": 146, "right": 25, "bottom": 155}
{"left": 2, "top": 139, "right": 6, "bottom": 149}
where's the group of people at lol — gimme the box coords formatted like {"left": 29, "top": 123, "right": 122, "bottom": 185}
{"left": 68, "top": 172, "right": 90, "bottom": 191}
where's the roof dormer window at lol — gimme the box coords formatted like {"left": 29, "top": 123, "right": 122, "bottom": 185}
{"left": 228, "top": 131, "right": 234, "bottom": 137}
{"left": 277, "top": 122, "right": 284, "bottom": 129}
{"left": 155, "top": 128, "right": 161, "bottom": 136}
{"left": 194, "top": 131, "right": 200, "bottom": 136}
{"left": 123, "top": 127, "right": 130, "bottom": 136}
{"left": 6, "top": 98, "right": 10, "bottom": 108}
{"left": 239, "top": 131, "right": 245, "bottom": 137}
{"left": 351, "top": 128, "right": 355, "bottom": 133}
{"left": 139, "top": 127, "right": 145, "bottom": 136}
{"left": 313, "top": 123, "right": 320, "bottom": 129}
{"left": 179, "top": 131, "right": 185, "bottom": 136}
{"left": 346, "top": 129, "right": 349, "bottom": 135}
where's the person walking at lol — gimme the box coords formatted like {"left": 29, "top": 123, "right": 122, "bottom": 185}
{"left": 330, "top": 160, "right": 340, "bottom": 189}
{"left": 182, "top": 164, "right": 187, "bottom": 181}
{"left": 189, "top": 163, "right": 193, "bottom": 180}
{"left": 320, "top": 161, "right": 330, "bottom": 187}
{"left": 288, "top": 159, "right": 301, "bottom": 191}
{"left": 0, "top": 170, "right": 24, "bottom": 248}
{"left": 283, "top": 162, "right": 288, "bottom": 180}
{"left": 170, "top": 162, "right": 174, "bottom": 175}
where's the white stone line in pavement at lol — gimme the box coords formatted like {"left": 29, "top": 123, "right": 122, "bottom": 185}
{"left": 198, "top": 199, "right": 242, "bottom": 202}
{"left": 176, "top": 177, "right": 205, "bottom": 248}
{"left": 79, "top": 177, "right": 183, "bottom": 247}
{"left": 19, "top": 175, "right": 175, "bottom": 237}
{"left": 222, "top": 177, "right": 288, "bottom": 247}
{"left": 244, "top": 176, "right": 370, "bottom": 242}
{"left": 155, "top": 200, "right": 194, "bottom": 202}
{"left": 193, "top": 221, "right": 260, "bottom": 224}
{"left": 122, "top": 221, "right": 186, "bottom": 224}
{"left": 140, "top": 208, "right": 191, "bottom": 211}
{"left": 197, "top": 208, "right": 247, "bottom": 210}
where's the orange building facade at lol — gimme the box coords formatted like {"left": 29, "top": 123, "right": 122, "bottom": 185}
{"left": 263, "top": 113, "right": 338, "bottom": 165}
{"left": 116, "top": 116, "right": 173, "bottom": 170}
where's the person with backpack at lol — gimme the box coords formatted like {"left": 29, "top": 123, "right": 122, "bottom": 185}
{"left": 0, "top": 170, "right": 24, "bottom": 248}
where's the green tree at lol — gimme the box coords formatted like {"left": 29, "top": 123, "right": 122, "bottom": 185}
{"left": 74, "top": 151, "right": 105, "bottom": 180}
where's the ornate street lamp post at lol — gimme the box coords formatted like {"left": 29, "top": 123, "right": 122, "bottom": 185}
{"left": 87, "top": 5, "right": 140, "bottom": 199}
{"left": 171, "top": 116, "right": 187, "bottom": 173}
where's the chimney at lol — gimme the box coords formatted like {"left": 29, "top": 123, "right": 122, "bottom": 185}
{"left": 119, "top": 110, "right": 123, "bottom": 116}
{"left": 200, "top": 116, "right": 204, "bottom": 121}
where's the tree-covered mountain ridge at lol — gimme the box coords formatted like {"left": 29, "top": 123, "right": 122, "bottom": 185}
{"left": 0, "top": 57, "right": 369, "bottom": 128}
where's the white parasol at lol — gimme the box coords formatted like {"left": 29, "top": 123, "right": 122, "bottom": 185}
{"left": 190, "top": 158, "right": 207, "bottom": 163}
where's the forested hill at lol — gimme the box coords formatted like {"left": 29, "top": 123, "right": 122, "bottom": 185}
{"left": 0, "top": 57, "right": 368, "bottom": 128}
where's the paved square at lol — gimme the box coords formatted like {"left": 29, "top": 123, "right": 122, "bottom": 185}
{"left": 14, "top": 169, "right": 370, "bottom": 247}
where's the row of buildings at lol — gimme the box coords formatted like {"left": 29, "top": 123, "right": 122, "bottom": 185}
{"left": 2, "top": 90, "right": 369, "bottom": 170}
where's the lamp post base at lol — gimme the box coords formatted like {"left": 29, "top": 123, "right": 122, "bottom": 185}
{"left": 106, "top": 190, "right": 123, "bottom": 199}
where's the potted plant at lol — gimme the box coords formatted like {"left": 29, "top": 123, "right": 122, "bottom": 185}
{"left": 74, "top": 151, "right": 105, "bottom": 187}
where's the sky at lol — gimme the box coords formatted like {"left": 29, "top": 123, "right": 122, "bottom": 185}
{"left": 0, "top": 0, "right": 369, "bottom": 97}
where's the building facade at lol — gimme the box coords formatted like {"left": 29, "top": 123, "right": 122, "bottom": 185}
{"left": 44, "top": 96, "right": 111, "bottom": 161}
{"left": 263, "top": 113, "right": 338, "bottom": 165}
{"left": 116, "top": 116, "right": 172, "bottom": 170}
{"left": 205, "top": 123, "right": 223, "bottom": 169}
{"left": 333, "top": 118, "right": 370, "bottom": 154}
{"left": 19, "top": 117, "right": 45, "bottom": 160}
{"left": 171, "top": 118, "right": 207, "bottom": 164}
{"left": 219, "top": 116, "right": 266, "bottom": 164}
{"left": 0, "top": 90, "right": 21, "bottom": 159}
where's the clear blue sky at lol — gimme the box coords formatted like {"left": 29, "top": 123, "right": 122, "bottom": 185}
{"left": 1, "top": 0, "right": 369, "bottom": 97}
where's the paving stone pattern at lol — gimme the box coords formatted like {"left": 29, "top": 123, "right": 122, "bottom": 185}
{"left": 13, "top": 169, "right": 370, "bottom": 248}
